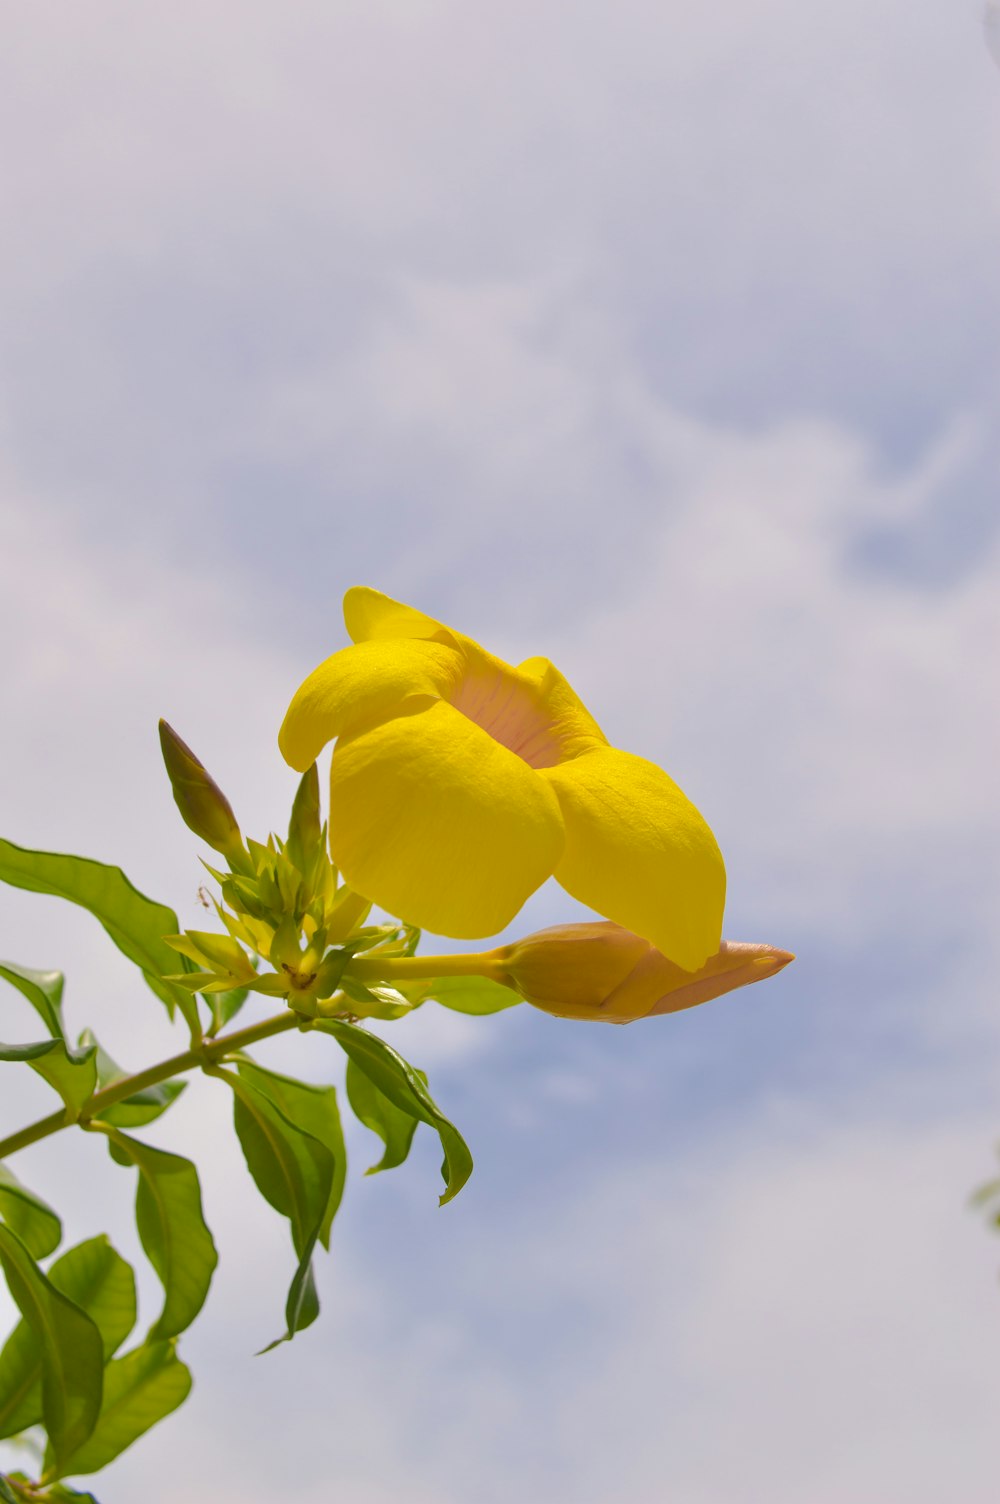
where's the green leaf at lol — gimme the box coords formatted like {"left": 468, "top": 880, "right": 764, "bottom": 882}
{"left": 77, "top": 1032, "right": 186, "bottom": 1129}
{"left": 47, "top": 1342, "right": 191, "bottom": 1480}
{"left": 46, "top": 1486, "right": 102, "bottom": 1503}
{"left": 345, "top": 1059, "right": 419, "bottom": 1176}
{"left": 221, "top": 1068, "right": 333, "bottom": 1346}
{"left": 236, "top": 1061, "right": 346, "bottom": 1250}
{"left": 0, "top": 840, "right": 196, "bottom": 1031}
{"left": 405, "top": 974, "right": 523, "bottom": 1016}
{"left": 339, "top": 978, "right": 415, "bottom": 1021}
{"left": 0, "top": 1166, "right": 61, "bottom": 1260}
{"left": 0, "top": 964, "right": 66, "bottom": 1039}
{"left": 0, "top": 1040, "right": 97, "bottom": 1116}
{"left": 0, "top": 1226, "right": 103, "bottom": 1467}
{"left": 0, "top": 1237, "right": 137, "bottom": 1442}
{"left": 0, "top": 1476, "right": 21, "bottom": 1503}
{"left": 316, "top": 1021, "right": 473, "bottom": 1205}
{"left": 103, "top": 1132, "right": 217, "bottom": 1341}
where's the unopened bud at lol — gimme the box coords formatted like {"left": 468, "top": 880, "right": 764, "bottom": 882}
{"left": 159, "top": 720, "right": 244, "bottom": 861}
{"left": 497, "top": 922, "right": 793, "bottom": 1023}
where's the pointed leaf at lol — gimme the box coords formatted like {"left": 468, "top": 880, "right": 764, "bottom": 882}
{"left": 103, "top": 1132, "right": 216, "bottom": 1341}
{"left": 0, "top": 1237, "right": 136, "bottom": 1442}
{"left": 0, "top": 1226, "right": 103, "bottom": 1466}
{"left": 236, "top": 1061, "right": 346, "bottom": 1250}
{"left": 47, "top": 1341, "right": 191, "bottom": 1480}
{"left": 77, "top": 1033, "right": 185, "bottom": 1129}
{"left": 46, "top": 1486, "right": 102, "bottom": 1503}
{"left": 345, "top": 1059, "right": 419, "bottom": 1176}
{"left": 0, "top": 1040, "right": 97, "bottom": 1115}
{"left": 0, "top": 965, "right": 66, "bottom": 1039}
{"left": 339, "top": 979, "right": 414, "bottom": 1021}
{"left": 0, "top": 1477, "right": 21, "bottom": 1503}
{"left": 0, "top": 840, "right": 196, "bottom": 1030}
{"left": 220, "top": 1069, "right": 332, "bottom": 1346}
{"left": 409, "top": 974, "right": 522, "bottom": 1016}
{"left": 0, "top": 1166, "right": 61, "bottom": 1260}
{"left": 317, "top": 1021, "right": 472, "bottom": 1205}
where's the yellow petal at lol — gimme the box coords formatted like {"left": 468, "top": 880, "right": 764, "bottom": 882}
{"left": 328, "top": 700, "right": 565, "bottom": 937}
{"left": 278, "top": 638, "right": 461, "bottom": 772}
{"left": 542, "top": 748, "right": 726, "bottom": 971}
{"left": 343, "top": 586, "right": 457, "bottom": 646}
{"left": 515, "top": 657, "right": 609, "bottom": 757}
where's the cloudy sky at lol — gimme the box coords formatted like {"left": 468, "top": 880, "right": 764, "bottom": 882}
{"left": 2, "top": 2, "right": 999, "bottom": 1499}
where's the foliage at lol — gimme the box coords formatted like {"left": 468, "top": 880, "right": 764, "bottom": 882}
{"left": 0, "top": 688, "right": 788, "bottom": 1497}
{"left": 0, "top": 734, "right": 516, "bottom": 1499}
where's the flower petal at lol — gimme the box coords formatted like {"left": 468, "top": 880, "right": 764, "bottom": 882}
{"left": 343, "top": 586, "right": 457, "bottom": 646}
{"left": 516, "top": 656, "right": 609, "bottom": 757}
{"left": 279, "top": 638, "right": 460, "bottom": 772}
{"left": 542, "top": 749, "right": 726, "bottom": 970}
{"left": 328, "top": 700, "right": 565, "bottom": 937}
{"left": 641, "top": 941, "right": 794, "bottom": 1018}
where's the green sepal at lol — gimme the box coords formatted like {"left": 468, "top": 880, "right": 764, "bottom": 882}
{"left": 245, "top": 837, "right": 273, "bottom": 870}
{"left": 162, "top": 931, "right": 254, "bottom": 979}
{"left": 103, "top": 1131, "right": 217, "bottom": 1341}
{"left": 0, "top": 1236, "right": 137, "bottom": 1442}
{"left": 220, "top": 1067, "right": 334, "bottom": 1348}
{"left": 0, "top": 1166, "right": 61, "bottom": 1260}
{"left": 0, "top": 965, "right": 66, "bottom": 1040}
{"left": 315, "top": 1021, "right": 473, "bottom": 1205}
{"left": 241, "top": 973, "right": 292, "bottom": 998}
{"left": 0, "top": 1039, "right": 97, "bottom": 1116}
{"left": 45, "top": 1340, "right": 191, "bottom": 1480}
{"left": 345, "top": 1059, "right": 419, "bottom": 1175}
{"left": 161, "top": 971, "right": 236, "bottom": 994}
{"left": 43, "top": 1486, "right": 102, "bottom": 1503}
{"left": 0, "top": 1225, "right": 103, "bottom": 1468}
{"left": 285, "top": 765, "right": 322, "bottom": 879}
{"left": 0, "top": 840, "right": 198, "bottom": 1032}
{"left": 77, "top": 1032, "right": 186, "bottom": 1129}
{"left": 222, "top": 876, "right": 272, "bottom": 923}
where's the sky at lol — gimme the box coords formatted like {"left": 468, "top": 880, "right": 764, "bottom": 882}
{"left": 1, "top": 2, "right": 999, "bottom": 1500}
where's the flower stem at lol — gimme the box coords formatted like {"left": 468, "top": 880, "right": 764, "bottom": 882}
{"left": 0, "top": 1009, "right": 303, "bottom": 1161}
{"left": 348, "top": 951, "right": 505, "bottom": 983}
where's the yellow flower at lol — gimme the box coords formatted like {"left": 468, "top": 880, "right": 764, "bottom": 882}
{"left": 279, "top": 587, "right": 725, "bottom": 970}
{"left": 493, "top": 921, "right": 793, "bottom": 1023}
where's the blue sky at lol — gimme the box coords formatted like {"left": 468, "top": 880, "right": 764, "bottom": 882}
{"left": 1, "top": 3, "right": 999, "bottom": 1500}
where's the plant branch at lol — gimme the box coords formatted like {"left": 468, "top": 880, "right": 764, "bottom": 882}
{"left": 0, "top": 1009, "right": 304, "bottom": 1160}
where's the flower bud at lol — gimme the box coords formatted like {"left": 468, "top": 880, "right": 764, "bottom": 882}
{"left": 496, "top": 921, "right": 793, "bottom": 1023}
{"left": 159, "top": 719, "right": 244, "bottom": 861}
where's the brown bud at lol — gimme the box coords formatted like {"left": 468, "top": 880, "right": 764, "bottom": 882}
{"left": 498, "top": 921, "right": 793, "bottom": 1023}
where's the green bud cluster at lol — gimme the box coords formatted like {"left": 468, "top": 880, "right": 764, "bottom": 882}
{"left": 159, "top": 736, "right": 421, "bottom": 1023}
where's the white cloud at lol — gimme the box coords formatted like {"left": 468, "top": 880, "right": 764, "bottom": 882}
{"left": 25, "top": 1086, "right": 995, "bottom": 1504}
{"left": 3, "top": 375, "right": 999, "bottom": 1496}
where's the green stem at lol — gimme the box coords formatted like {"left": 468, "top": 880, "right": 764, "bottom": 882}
{"left": 0, "top": 1010, "right": 303, "bottom": 1160}
{"left": 349, "top": 951, "right": 505, "bottom": 982}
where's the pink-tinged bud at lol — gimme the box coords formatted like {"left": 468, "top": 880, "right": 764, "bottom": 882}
{"left": 497, "top": 922, "right": 793, "bottom": 1023}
